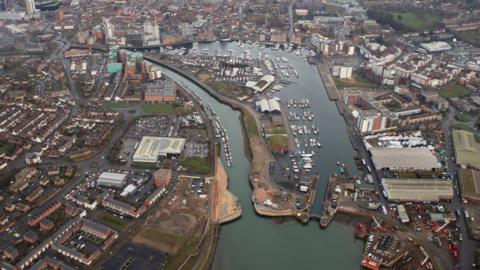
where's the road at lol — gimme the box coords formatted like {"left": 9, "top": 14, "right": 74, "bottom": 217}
{"left": 442, "top": 110, "right": 479, "bottom": 270}
{"left": 288, "top": 1, "right": 294, "bottom": 41}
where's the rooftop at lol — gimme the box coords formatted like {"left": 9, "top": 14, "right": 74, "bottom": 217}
{"left": 97, "top": 172, "right": 127, "bottom": 187}
{"left": 133, "top": 136, "right": 186, "bottom": 163}
{"left": 370, "top": 147, "right": 440, "bottom": 171}
{"left": 460, "top": 169, "right": 480, "bottom": 201}
{"left": 382, "top": 178, "right": 453, "bottom": 202}
{"left": 452, "top": 129, "right": 480, "bottom": 169}
{"left": 145, "top": 79, "right": 176, "bottom": 97}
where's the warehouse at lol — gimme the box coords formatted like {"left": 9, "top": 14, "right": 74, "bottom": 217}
{"left": 381, "top": 178, "right": 453, "bottom": 202}
{"left": 246, "top": 75, "right": 275, "bottom": 92}
{"left": 255, "top": 98, "right": 281, "bottom": 113}
{"left": 420, "top": 41, "right": 451, "bottom": 53}
{"left": 460, "top": 169, "right": 480, "bottom": 202}
{"left": 97, "top": 172, "right": 127, "bottom": 188}
{"left": 133, "top": 136, "right": 186, "bottom": 163}
{"left": 370, "top": 147, "right": 440, "bottom": 172}
{"left": 144, "top": 79, "right": 176, "bottom": 102}
{"left": 452, "top": 130, "right": 480, "bottom": 169}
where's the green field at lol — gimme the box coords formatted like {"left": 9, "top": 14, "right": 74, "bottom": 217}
{"left": 461, "top": 169, "right": 478, "bottom": 194}
{"left": 334, "top": 73, "right": 378, "bottom": 89}
{"left": 399, "top": 172, "right": 418, "bottom": 178}
{"left": 438, "top": 83, "right": 472, "bottom": 99}
{"left": 107, "top": 101, "right": 133, "bottom": 109}
{"left": 451, "top": 123, "right": 473, "bottom": 132}
{"left": 243, "top": 109, "right": 259, "bottom": 139}
{"left": 267, "top": 135, "right": 288, "bottom": 149}
{"left": 455, "top": 113, "right": 471, "bottom": 123}
{"left": 97, "top": 212, "right": 129, "bottom": 231}
{"left": 0, "top": 142, "right": 15, "bottom": 155}
{"left": 367, "top": 9, "right": 440, "bottom": 32}
{"left": 132, "top": 161, "right": 157, "bottom": 169}
{"left": 454, "top": 30, "right": 480, "bottom": 47}
{"left": 142, "top": 103, "right": 174, "bottom": 114}
{"left": 390, "top": 11, "right": 440, "bottom": 31}
{"left": 265, "top": 126, "right": 286, "bottom": 135}
{"left": 181, "top": 157, "right": 211, "bottom": 175}
{"left": 89, "top": 161, "right": 98, "bottom": 168}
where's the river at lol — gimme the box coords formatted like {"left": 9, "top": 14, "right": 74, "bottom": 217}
{"left": 159, "top": 42, "right": 364, "bottom": 270}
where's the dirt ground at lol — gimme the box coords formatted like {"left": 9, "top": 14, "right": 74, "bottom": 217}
{"left": 132, "top": 210, "right": 200, "bottom": 254}
{"left": 197, "top": 73, "right": 211, "bottom": 81}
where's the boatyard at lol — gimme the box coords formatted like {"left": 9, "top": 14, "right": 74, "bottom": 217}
{"left": 150, "top": 41, "right": 458, "bottom": 270}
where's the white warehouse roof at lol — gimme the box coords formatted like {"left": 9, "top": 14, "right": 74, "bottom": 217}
{"left": 420, "top": 41, "right": 451, "bottom": 52}
{"left": 382, "top": 178, "right": 453, "bottom": 202}
{"left": 133, "top": 136, "right": 186, "bottom": 163}
{"left": 245, "top": 75, "right": 275, "bottom": 92}
{"left": 97, "top": 172, "right": 127, "bottom": 188}
{"left": 256, "top": 98, "right": 281, "bottom": 113}
{"left": 370, "top": 147, "right": 440, "bottom": 171}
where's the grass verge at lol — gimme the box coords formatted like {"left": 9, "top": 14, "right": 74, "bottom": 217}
{"left": 97, "top": 212, "right": 129, "bottom": 231}
{"left": 455, "top": 113, "right": 471, "bottom": 123}
{"left": 142, "top": 103, "right": 174, "bottom": 114}
{"left": 243, "top": 109, "right": 259, "bottom": 139}
{"left": 439, "top": 83, "right": 472, "bottom": 99}
{"left": 181, "top": 157, "right": 211, "bottom": 175}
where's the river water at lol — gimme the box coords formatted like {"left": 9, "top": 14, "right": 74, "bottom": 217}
{"left": 159, "top": 42, "right": 363, "bottom": 270}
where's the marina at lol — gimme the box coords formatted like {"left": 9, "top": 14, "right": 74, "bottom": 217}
{"left": 155, "top": 42, "right": 364, "bottom": 270}
{"left": 206, "top": 104, "right": 233, "bottom": 167}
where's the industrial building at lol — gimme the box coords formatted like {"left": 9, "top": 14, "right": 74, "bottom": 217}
{"left": 370, "top": 147, "right": 440, "bottom": 172}
{"left": 133, "top": 136, "right": 186, "bottom": 163}
{"left": 460, "top": 169, "right": 480, "bottom": 202}
{"left": 245, "top": 74, "right": 275, "bottom": 92}
{"left": 381, "top": 178, "right": 453, "bottom": 202}
{"left": 396, "top": 205, "right": 410, "bottom": 223}
{"left": 420, "top": 41, "right": 452, "bottom": 53}
{"left": 255, "top": 98, "right": 281, "bottom": 113}
{"left": 452, "top": 129, "right": 480, "bottom": 169}
{"left": 96, "top": 172, "right": 127, "bottom": 188}
{"left": 144, "top": 79, "right": 176, "bottom": 102}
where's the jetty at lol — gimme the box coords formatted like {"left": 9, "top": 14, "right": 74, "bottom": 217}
{"left": 210, "top": 158, "right": 241, "bottom": 223}
{"left": 316, "top": 62, "right": 339, "bottom": 101}
{"left": 320, "top": 174, "right": 336, "bottom": 227}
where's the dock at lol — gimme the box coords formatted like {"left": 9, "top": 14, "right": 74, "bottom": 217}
{"left": 319, "top": 174, "right": 336, "bottom": 227}
{"left": 210, "top": 158, "right": 242, "bottom": 223}
{"left": 316, "top": 62, "right": 339, "bottom": 101}
{"left": 294, "top": 174, "right": 320, "bottom": 223}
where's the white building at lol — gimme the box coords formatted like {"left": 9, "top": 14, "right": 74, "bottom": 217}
{"left": 97, "top": 172, "right": 127, "bottom": 188}
{"left": 370, "top": 147, "right": 440, "bottom": 172}
{"left": 245, "top": 75, "right": 275, "bottom": 92}
{"left": 143, "top": 20, "right": 160, "bottom": 46}
{"left": 133, "top": 136, "right": 186, "bottom": 163}
{"left": 332, "top": 66, "right": 353, "bottom": 79}
{"left": 103, "top": 18, "right": 115, "bottom": 41}
{"left": 25, "top": 0, "right": 35, "bottom": 15}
